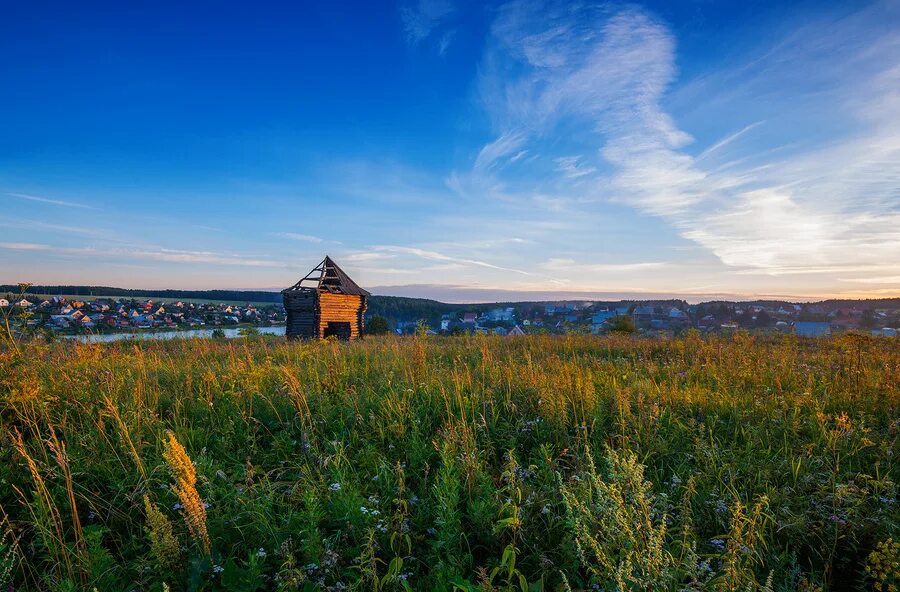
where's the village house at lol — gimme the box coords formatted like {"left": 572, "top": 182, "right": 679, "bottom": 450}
{"left": 794, "top": 321, "right": 831, "bottom": 337}
{"left": 591, "top": 309, "right": 619, "bottom": 333}
{"left": 668, "top": 307, "right": 688, "bottom": 319}
{"left": 631, "top": 306, "right": 655, "bottom": 326}
{"left": 481, "top": 307, "right": 515, "bottom": 322}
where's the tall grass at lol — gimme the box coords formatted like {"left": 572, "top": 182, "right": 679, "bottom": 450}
{"left": 0, "top": 332, "right": 897, "bottom": 591}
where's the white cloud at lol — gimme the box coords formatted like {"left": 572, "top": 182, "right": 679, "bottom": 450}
{"left": 272, "top": 232, "right": 323, "bottom": 243}
{"left": 0, "top": 242, "right": 284, "bottom": 268}
{"left": 474, "top": 132, "right": 526, "bottom": 172}
{"left": 372, "top": 245, "right": 532, "bottom": 275}
{"left": 840, "top": 276, "right": 900, "bottom": 285}
{"left": 6, "top": 192, "right": 98, "bottom": 210}
{"left": 343, "top": 252, "right": 396, "bottom": 262}
{"left": 0, "top": 242, "right": 48, "bottom": 251}
{"left": 400, "top": 0, "right": 455, "bottom": 43}
{"left": 0, "top": 217, "right": 108, "bottom": 237}
{"left": 438, "top": 31, "right": 455, "bottom": 56}
{"left": 541, "top": 258, "right": 665, "bottom": 272}
{"left": 554, "top": 156, "right": 596, "bottom": 179}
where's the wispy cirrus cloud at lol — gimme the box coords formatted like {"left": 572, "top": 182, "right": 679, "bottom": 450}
{"left": 272, "top": 232, "right": 324, "bottom": 243}
{"left": 400, "top": 0, "right": 455, "bottom": 44}
{"left": 6, "top": 192, "right": 98, "bottom": 210}
{"left": 467, "top": 0, "right": 900, "bottom": 289}
{"left": 554, "top": 156, "right": 596, "bottom": 179}
{"left": 0, "top": 242, "right": 284, "bottom": 268}
{"left": 541, "top": 258, "right": 666, "bottom": 273}
{"left": 343, "top": 252, "right": 396, "bottom": 262}
{"left": 840, "top": 276, "right": 900, "bottom": 285}
{"left": 0, "top": 217, "right": 110, "bottom": 238}
{"left": 372, "top": 245, "right": 532, "bottom": 275}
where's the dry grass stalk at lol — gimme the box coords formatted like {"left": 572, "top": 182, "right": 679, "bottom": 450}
{"left": 162, "top": 431, "right": 210, "bottom": 555}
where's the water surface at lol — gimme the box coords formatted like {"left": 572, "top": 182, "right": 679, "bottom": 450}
{"left": 62, "top": 326, "right": 286, "bottom": 343}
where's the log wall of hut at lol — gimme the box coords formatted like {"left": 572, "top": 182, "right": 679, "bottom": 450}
{"left": 318, "top": 292, "right": 366, "bottom": 340}
{"left": 283, "top": 290, "right": 317, "bottom": 339}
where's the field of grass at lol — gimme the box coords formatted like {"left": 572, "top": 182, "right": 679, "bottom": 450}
{"left": 0, "top": 333, "right": 897, "bottom": 591}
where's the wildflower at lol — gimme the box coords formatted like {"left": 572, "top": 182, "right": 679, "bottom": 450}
{"left": 710, "top": 538, "right": 726, "bottom": 552}
{"left": 144, "top": 495, "right": 180, "bottom": 570}
{"left": 866, "top": 538, "right": 900, "bottom": 592}
{"left": 329, "top": 482, "right": 341, "bottom": 491}
{"left": 257, "top": 547, "right": 266, "bottom": 558}
{"left": 163, "top": 431, "right": 211, "bottom": 555}
{"left": 212, "top": 564, "right": 224, "bottom": 574}
{"left": 828, "top": 514, "right": 847, "bottom": 526}
{"left": 322, "top": 549, "right": 339, "bottom": 567}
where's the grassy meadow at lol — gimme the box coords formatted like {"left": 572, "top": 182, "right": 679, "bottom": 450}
{"left": 0, "top": 333, "right": 897, "bottom": 591}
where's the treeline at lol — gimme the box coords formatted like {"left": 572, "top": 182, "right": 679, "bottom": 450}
{"left": 1, "top": 285, "right": 284, "bottom": 303}
{"left": 6, "top": 285, "right": 899, "bottom": 326}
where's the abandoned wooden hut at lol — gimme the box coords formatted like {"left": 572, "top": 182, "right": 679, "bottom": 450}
{"left": 282, "top": 256, "right": 369, "bottom": 340}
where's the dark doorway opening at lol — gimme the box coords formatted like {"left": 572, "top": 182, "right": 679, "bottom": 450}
{"left": 323, "top": 321, "right": 352, "bottom": 340}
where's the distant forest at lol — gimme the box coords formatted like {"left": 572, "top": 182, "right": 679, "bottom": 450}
{"left": 3, "top": 285, "right": 899, "bottom": 326}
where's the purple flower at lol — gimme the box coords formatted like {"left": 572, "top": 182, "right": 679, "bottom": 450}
{"left": 828, "top": 514, "right": 847, "bottom": 526}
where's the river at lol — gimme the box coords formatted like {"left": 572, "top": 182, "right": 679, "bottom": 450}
{"left": 61, "top": 326, "right": 286, "bottom": 343}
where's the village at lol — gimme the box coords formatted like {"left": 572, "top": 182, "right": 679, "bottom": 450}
{"left": 0, "top": 295, "right": 285, "bottom": 332}
{"left": 4, "top": 290, "right": 897, "bottom": 338}
{"left": 405, "top": 300, "right": 900, "bottom": 337}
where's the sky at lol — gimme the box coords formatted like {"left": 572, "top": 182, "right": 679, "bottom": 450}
{"left": 2, "top": 0, "right": 899, "bottom": 303}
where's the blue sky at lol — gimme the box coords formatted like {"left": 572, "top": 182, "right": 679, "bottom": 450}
{"left": 2, "top": 0, "right": 899, "bottom": 302}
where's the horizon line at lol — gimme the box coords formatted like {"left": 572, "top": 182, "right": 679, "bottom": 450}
{"left": 3, "top": 281, "right": 899, "bottom": 306}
